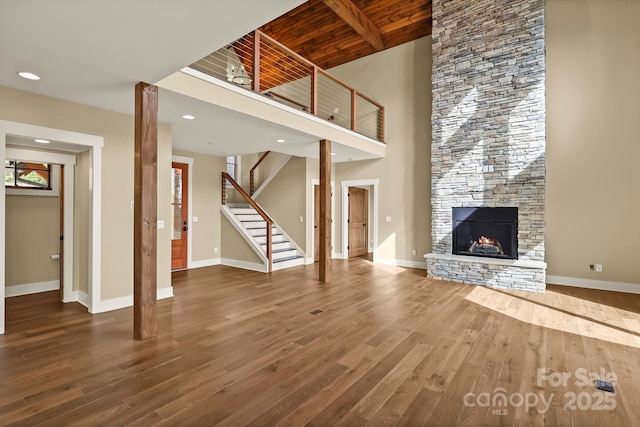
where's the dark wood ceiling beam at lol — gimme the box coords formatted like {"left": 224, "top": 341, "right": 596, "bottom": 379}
{"left": 320, "top": 0, "right": 385, "bottom": 51}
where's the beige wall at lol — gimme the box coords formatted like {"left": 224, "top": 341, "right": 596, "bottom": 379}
{"left": 221, "top": 215, "right": 263, "bottom": 264}
{"left": 546, "top": 0, "right": 640, "bottom": 284}
{"left": 329, "top": 36, "right": 432, "bottom": 263}
{"left": 0, "top": 86, "right": 172, "bottom": 301}
{"left": 5, "top": 195, "right": 60, "bottom": 286}
{"left": 255, "top": 156, "right": 307, "bottom": 250}
{"left": 172, "top": 150, "right": 226, "bottom": 262}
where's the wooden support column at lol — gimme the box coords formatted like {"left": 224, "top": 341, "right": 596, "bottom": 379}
{"left": 134, "top": 82, "right": 158, "bottom": 340}
{"left": 319, "top": 139, "right": 332, "bottom": 283}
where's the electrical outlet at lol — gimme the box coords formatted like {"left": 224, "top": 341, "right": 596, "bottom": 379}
{"left": 214, "top": 247, "right": 218, "bottom": 254}
{"left": 412, "top": 249, "right": 417, "bottom": 256}
{"left": 595, "top": 264, "right": 603, "bottom": 272}
{"left": 385, "top": 216, "right": 391, "bottom": 222}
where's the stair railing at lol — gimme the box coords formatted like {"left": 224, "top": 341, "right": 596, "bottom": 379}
{"left": 249, "top": 151, "right": 292, "bottom": 197}
{"left": 249, "top": 151, "right": 271, "bottom": 196}
{"left": 222, "top": 171, "right": 272, "bottom": 272}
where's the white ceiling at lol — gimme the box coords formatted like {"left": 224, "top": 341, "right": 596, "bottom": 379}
{"left": 0, "top": 0, "right": 335, "bottom": 155}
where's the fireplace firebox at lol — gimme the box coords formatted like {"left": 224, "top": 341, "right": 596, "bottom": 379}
{"left": 452, "top": 207, "right": 518, "bottom": 260}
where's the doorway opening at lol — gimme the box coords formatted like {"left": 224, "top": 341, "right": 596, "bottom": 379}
{"left": 1, "top": 120, "right": 103, "bottom": 335}
{"left": 340, "top": 179, "right": 378, "bottom": 261}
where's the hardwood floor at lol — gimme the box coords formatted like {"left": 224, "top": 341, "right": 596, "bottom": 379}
{"left": 2, "top": 258, "right": 640, "bottom": 426}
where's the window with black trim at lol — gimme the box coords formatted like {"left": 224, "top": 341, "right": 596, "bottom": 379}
{"left": 4, "top": 160, "right": 52, "bottom": 189}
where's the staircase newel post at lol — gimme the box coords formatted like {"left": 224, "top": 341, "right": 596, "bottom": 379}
{"left": 267, "top": 220, "right": 272, "bottom": 273}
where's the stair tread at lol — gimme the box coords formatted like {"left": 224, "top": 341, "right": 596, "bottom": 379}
{"left": 273, "top": 255, "right": 305, "bottom": 263}
{"left": 272, "top": 248, "right": 296, "bottom": 254}
{"left": 260, "top": 241, "right": 290, "bottom": 246}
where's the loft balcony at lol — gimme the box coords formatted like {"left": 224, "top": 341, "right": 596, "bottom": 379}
{"left": 190, "top": 30, "right": 384, "bottom": 142}
{"left": 156, "top": 30, "right": 386, "bottom": 162}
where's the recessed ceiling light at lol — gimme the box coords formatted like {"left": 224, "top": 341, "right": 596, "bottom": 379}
{"left": 17, "top": 71, "right": 40, "bottom": 81}
{"left": 276, "top": 139, "right": 285, "bottom": 143}
{"left": 182, "top": 114, "right": 195, "bottom": 120}
{"left": 34, "top": 139, "right": 50, "bottom": 144}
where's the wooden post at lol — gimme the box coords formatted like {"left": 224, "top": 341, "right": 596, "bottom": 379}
{"left": 252, "top": 31, "right": 261, "bottom": 93}
{"left": 311, "top": 66, "right": 318, "bottom": 115}
{"left": 134, "top": 82, "right": 158, "bottom": 340}
{"left": 319, "top": 139, "right": 332, "bottom": 282}
{"left": 351, "top": 90, "right": 357, "bottom": 132}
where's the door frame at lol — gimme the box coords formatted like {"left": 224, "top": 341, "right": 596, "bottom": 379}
{"left": 172, "top": 155, "right": 193, "bottom": 269}
{"left": 340, "top": 179, "right": 378, "bottom": 261}
{"left": 310, "top": 179, "right": 335, "bottom": 263}
{"left": 1, "top": 120, "right": 103, "bottom": 335}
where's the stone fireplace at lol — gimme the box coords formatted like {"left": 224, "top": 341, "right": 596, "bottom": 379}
{"left": 425, "top": 0, "right": 547, "bottom": 292}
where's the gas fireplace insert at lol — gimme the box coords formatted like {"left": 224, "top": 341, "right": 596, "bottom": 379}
{"left": 452, "top": 207, "right": 518, "bottom": 260}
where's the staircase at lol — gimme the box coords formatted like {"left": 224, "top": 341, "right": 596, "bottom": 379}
{"left": 220, "top": 152, "right": 305, "bottom": 273}
{"left": 223, "top": 203, "right": 306, "bottom": 271}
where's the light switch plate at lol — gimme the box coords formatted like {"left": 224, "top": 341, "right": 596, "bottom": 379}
{"left": 157, "top": 220, "right": 165, "bottom": 229}
{"left": 193, "top": 216, "right": 199, "bottom": 223}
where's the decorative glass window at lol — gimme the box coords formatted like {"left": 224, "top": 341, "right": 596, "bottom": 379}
{"left": 5, "top": 160, "right": 52, "bottom": 189}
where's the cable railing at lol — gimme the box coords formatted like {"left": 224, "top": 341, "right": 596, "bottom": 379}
{"left": 221, "top": 172, "right": 273, "bottom": 272}
{"left": 189, "top": 30, "right": 385, "bottom": 143}
{"left": 250, "top": 151, "right": 291, "bottom": 197}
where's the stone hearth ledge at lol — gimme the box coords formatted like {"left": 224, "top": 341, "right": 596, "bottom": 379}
{"left": 424, "top": 253, "right": 547, "bottom": 270}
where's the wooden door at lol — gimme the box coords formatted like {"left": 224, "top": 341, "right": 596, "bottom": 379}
{"left": 348, "top": 187, "right": 368, "bottom": 258}
{"left": 59, "top": 164, "right": 64, "bottom": 301}
{"left": 171, "top": 162, "right": 188, "bottom": 270}
{"left": 314, "top": 185, "right": 320, "bottom": 262}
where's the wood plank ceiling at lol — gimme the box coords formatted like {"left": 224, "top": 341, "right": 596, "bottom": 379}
{"left": 260, "top": 0, "right": 432, "bottom": 70}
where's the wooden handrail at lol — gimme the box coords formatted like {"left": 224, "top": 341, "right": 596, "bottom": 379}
{"left": 222, "top": 172, "right": 273, "bottom": 272}
{"left": 316, "top": 68, "right": 384, "bottom": 110}
{"left": 249, "top": 151, "right": 271, "bottom": 196}
{"left": 249, "top": 29, "right": 384, "bottom": 142}
{"left": 256, "top": 30, "right": 316, "bottom": 70}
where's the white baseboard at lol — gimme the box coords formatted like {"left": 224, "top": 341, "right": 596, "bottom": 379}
{"left": 93, "top": 286, "right": 174, "bottom": 313}
{"left": 374, "top": 257, "right": 427, "bottom": 270}
{"left": 77, "top": 291, "right": 89, "bottom": 308}
{"left": 64, "top": 290, "right": 80, "bottom": 304}
{"left": 190, "top": 258, "right": 221, "bottom": 269}
{"left": 5, "top": 280, "right": 59, "bottom": 297}
{"left": 305, "top": 257, "right": 315, "bottom": 265}
{"left": 332, "top": 252, "right": 346, "bottom": 259}
{"left": 220, "top": 258, "right": 268, "bottom": 273}
{"left": 546, "top": 275, "right": 640, "bottom": 295}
